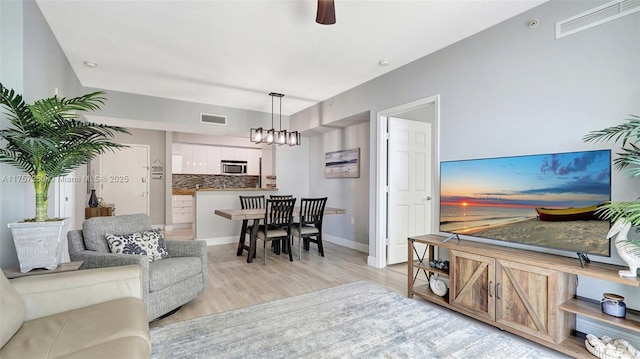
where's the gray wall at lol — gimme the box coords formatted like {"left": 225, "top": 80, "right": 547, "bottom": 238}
{"left": 84, "top": 88, "right": 287, "bottom": 138}
{"left": 0, "top": 0, "right": 83, "bottom": 268}
{"left": 308, "top": 121, "right": 370, "bottom": 247}
{"left": 290, "top": 0, "right": 640, "bottom": 335}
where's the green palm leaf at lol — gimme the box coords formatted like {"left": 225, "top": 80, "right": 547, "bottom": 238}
{"left": 0, "top": 82, "right": 130, "bottom": 221}
{"left": 585, "top": 115, "right": 640, "bottom": 253}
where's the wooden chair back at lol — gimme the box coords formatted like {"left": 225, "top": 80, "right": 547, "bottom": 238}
{"left": 299, "top": 197, "right": 328, "bottom": 228}
{"left": 239, "top": 195, "right": 265, "bottom": 210}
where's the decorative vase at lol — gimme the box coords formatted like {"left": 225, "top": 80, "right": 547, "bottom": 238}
{"left": 8, "top": 218, "right": 70, "bottom": 273}
{"left": 601, "top": 293, "right": 626, "bottom": 318}
{"left": 88, "top": 189, "right": 99, "bottom": 208}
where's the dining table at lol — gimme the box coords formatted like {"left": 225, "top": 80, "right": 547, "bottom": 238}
{"left": 214, "top": 207, "right": 346, "bottom": 263}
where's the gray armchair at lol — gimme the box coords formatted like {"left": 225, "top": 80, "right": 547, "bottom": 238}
{"left": 67, "top": 213, "right": 207, "bottom": 321}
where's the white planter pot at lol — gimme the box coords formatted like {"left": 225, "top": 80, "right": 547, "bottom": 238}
{"left": 7, "top": 218, "right": 70, "bottom": 273}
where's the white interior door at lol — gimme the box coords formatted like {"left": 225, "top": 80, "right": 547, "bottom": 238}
{"left": 99, "top": 145, "right": 149, "bottom": 215}
{"left": 387, "top": 117, "right": 432, "bottom": 264}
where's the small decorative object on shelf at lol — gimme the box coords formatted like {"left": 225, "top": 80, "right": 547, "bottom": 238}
{"left": 88, "top": 189, "right": 99, "bottom": 207}
{"left": 265, "top": 175, "right": 277, "bottom": 188}
{"left": 429, "top": 259, "right": 449, "bottom": 272}
{"left": 601, "top": 293, "right": 626, "bottom": 318}
{"left": 585, "top": 334, "right": 639, "bottom": 359}
{"left": 429, "top": 274, "right": 448, "bottom": 297}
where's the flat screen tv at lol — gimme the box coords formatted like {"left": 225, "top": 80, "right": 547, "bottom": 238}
{"left": 439, "top": 149, "right": 612, "bottom": 257}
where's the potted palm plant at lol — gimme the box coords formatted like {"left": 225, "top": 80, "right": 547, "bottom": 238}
{"left": 584, "top": 115, "right": 640, "bottom": 277}
{"left": 0, "top": 82, "right": 129, "bottom": 272}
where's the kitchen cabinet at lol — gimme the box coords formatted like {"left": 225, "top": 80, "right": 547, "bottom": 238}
{"left": 234, "top": 148, "right": 248, "bottom": 161}
{"left": 192, "top": 144, "right": 207, "bottom": 174}
{"left": 172, "top": 143, "right": 194, "bottom": 174}
{"left": 173, "top": 143, "right": 261, "bottom": 175}
{"left": 219, "top": 147, "right": 234, "bottom": 162}
{"left": 172, "top": 195, "right": 193, "bottom": 224}
{"left": 206, "top": 146, "right": 221, "bottom": 174}
{"left": 220, "top": 147, "right": 248, "bottom": 161}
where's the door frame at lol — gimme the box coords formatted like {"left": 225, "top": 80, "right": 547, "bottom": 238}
{"left": 372, "top": 95, "right": 440, "bottom": 268}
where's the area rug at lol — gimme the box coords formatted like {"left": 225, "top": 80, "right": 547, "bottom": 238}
{"left": 151, "top": 281, "right": 567, "bottom": 359}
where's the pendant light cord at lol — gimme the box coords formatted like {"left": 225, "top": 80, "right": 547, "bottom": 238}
{"left": 279, "top": 95, "right": 282, "bottom": 131}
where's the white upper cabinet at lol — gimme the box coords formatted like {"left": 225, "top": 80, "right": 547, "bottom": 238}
{"left": 234, "top": 148, "right": 248, "bottom": 161}
{"left": 220, "top": 147, "right": 248, "bottom": 161}
{"left": 192, "top": 144, "right": 207, "bottom": 174}
{"left": 219, "top": 147, "right": 234, "bottom": 161}
{"left": 172, "top": 143, "right": 194, "bottom": 174}
{"left": 173, "top": 143, "right": 260, "bottom": 175}
{"left": 206, "top": 146, "right": 221, "bottom": 174}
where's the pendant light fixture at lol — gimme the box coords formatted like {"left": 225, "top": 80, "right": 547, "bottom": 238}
{"left": 250, "top": 92, "right": 300, "bottom": 146}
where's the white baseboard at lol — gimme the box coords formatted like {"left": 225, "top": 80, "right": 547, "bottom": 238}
{"left": 152, "top": 224, "right": 165, "bottom": 230}
{"left": 577, "top": 316, "right": 640, "bottom": 348}
{"left": 164, "top": 225, "right": 173, "bottom": 231}
{"left": 201, "top": 236, "right": 237, "bottom": 246}
{"left": 368, "top": 256, "right": 382, "bottom": 267}
{"left": 323, "top": 234, "right": 369, "bottom": 253}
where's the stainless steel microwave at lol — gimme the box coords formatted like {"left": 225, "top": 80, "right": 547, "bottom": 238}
{"left": 221, "top": 160, "right": 247, "bottom": 174}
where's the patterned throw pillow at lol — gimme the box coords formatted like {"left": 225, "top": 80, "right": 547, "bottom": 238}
{"left": 106, "top": 228, "right": 170, "bottom": 262}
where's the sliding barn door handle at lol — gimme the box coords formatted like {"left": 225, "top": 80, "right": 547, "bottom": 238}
{"left": 496, "top": 283, "right": 502, "bottom": 299}
{"left": 489, "top": 281, "right": 493, "bottom": 298}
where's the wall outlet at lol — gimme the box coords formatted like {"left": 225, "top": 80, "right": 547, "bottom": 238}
{"left": 351, "top": 217, "right": 355, "bottom": 225}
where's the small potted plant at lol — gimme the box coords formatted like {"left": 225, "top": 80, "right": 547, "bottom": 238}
{"left": 584, "top": 115, "right": 640, "bottom": 277}
{"left": 0, "top": 82, "right": 129, "bottom": 272}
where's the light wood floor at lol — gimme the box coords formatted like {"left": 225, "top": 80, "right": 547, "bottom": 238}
{"left": 156, "top": 228, "right": 565, "bottom": 357}
{"left": 154, "top": 228, "right": 419, "bottom": 328}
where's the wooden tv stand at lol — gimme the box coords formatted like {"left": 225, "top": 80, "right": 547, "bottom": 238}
{"left": 407, "top": 234, "right": 640, "bottom": 358}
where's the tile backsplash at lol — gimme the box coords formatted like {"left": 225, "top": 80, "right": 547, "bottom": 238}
{"left": 173, "top": 174, "right": 260, "bottom": 189}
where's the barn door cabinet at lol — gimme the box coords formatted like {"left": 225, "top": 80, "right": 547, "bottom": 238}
{"left": 450, "top": 250, "right": 574, "bottom": 344}
{"left": 408, "top": 234, "right": 640, "bottom": 359}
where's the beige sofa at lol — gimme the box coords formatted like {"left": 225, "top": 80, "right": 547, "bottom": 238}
{"left": 0, "top": 265, "right": 150, "bottom": 359}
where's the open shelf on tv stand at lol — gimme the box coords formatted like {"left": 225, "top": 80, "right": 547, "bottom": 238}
{"left": 407, "top": 234, "right": 640, "bottom": 359}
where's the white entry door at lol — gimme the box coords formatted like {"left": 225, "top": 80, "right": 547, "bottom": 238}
{"left": 99, "top": 145, "right": 149, "bottom": 216}
{"left": 387, "top": 117, "right": 432, "bottom": 264}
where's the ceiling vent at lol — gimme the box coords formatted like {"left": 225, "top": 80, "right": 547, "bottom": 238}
{"left": 200, "top": 113, "right": 227, "bottom": 126}
{"left": 556, "top": 0, "right": 640, "bottom": 39}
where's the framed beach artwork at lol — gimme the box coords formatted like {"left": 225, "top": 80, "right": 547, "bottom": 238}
{"left": 325, "top": 148, "right": 360, "bottom": 178}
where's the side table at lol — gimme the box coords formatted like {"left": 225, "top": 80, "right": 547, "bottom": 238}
{"left": 2, "top": 261, "right": 84, "bottom": 279}
{"left": 85, "top": 204, "right": 115, "bottom": 219}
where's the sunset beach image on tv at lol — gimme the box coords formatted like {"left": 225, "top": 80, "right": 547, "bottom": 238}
{"left": 439, "top": 149, "right": 612, "bottom": 256}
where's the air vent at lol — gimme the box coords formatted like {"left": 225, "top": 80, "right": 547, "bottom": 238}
{"left": 200, "top": 113, "right": 227, "bottom": 125}
{"left": 556, "top": 0, "right": 640, "bottom": 39}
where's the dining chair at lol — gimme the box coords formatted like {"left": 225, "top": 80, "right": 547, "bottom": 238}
{"left": 292, "top": 197, "right": 328, "bottom": 259}
{"left": 268, "top": 195, "right": 294, "bottom": 253}
{"left": 255, "top": 198, "right": 296, "bottom": 265}
{"left": 236, "top": 195, "right": 265, "bottom": 260}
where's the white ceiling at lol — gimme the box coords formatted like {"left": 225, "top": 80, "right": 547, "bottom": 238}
{"left": 36, "top": 0, "right": 546, "bottom": 116}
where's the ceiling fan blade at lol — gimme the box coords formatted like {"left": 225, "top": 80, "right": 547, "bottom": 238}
{"left": 316, "top": 0, "right": 336, "bottom": 25}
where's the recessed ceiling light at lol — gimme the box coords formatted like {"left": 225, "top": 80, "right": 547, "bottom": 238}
{"left": 83, "top": 61, "right": 98, "bottom": 68}
{"left": 378, "top": 59, "right": 391, "bottom": 66}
